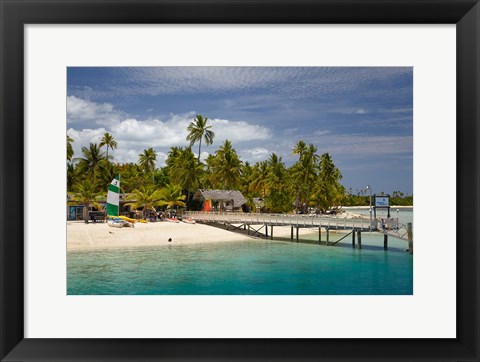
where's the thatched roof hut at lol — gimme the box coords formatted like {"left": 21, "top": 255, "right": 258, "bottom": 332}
{"left": 194, "top": 189, "right": 247, "bottom": 210}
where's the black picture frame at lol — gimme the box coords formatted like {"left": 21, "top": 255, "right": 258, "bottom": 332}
{"left": 1, "top": 1, "right": 478, "bottom": 361}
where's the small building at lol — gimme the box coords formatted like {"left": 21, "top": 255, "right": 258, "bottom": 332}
{"left": 66, "top": 193, "right": 133, "bottom": 220}
{"left": 193, "top": 189, "right": 247, "bottom": 212}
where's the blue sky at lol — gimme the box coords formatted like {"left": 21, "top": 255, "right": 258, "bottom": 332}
{"left": 67, "top": 67, "right": 413, "bottom": 195}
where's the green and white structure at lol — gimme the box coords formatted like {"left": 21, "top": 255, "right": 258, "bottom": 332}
{"left": 106, "top": 175, "right": 120, "bottom": 217}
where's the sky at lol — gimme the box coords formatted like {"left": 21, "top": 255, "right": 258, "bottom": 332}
{"left": 67, "top": 67, "right": 413, "bottom": 195}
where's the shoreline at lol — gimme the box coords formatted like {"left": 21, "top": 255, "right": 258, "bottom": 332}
{"left": 67, "top": 221, "right": 253, "bottom": 251}
{"left": 66, "top": 221, "right": 328, "bottom": 251}
{"left": 67, "top": 207, "right": 412, "bottom": 251}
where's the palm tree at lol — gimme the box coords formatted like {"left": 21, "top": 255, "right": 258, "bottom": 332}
{"left": 186, "top": 114, "right": 215, "bottom": 163}
{"left": 211, "top": 140, "right": 242, "bottom": 189}
{"left": 99, "top": 132, "right": 118, "bottom": 160}
{"left": 291, "top": 143, "right": 319, "bottom": 212}
{"left": 169, "top": 147, "right": 203, "bottom": 204}
{"left": 158, "top": 184, "right": 187, "bottom": 210}
{"left": 68, "top": 180, "right": 105, "bottom": 220}
{"left": 67, "top": 135, "right": 74, "bottom": 162}
{"left": 138, "top": 148, "right": 157, "bottom": 185}
{"left": 97, "top": 161, "right": 119, "bottom": 192}
{"left": 74, "top": 143, "right": 107, "bottom": 184}
{"left": 292, "top": 140, "right": 307, "bottom": 158}
{"left": 125, "top": 186, "right": 164, "bottom": 219}
{"left": 263, "top": 153, "right": 292, "bottom": 213}
{"left": 117, "top": 163, "right": 143, "bottom": 193}
{"left": 249, "top": 161, "right": 269, "bottom": 198}
{"left": 314, "top": 152, "right": 344, "bottom": 212}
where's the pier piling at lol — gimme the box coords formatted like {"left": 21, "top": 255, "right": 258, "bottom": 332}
{"left": 352, "top": 229, "right": 356, "bottom": 247}
{"left": 357, "top": 230, "right": 362, "bottom": 248}
{"left": 384, "top": 234, "right": 388, "bottom": 249}
{"left": 270, "top": 225, "right": 273, "bottom": 240}
{"left": 296, "top": 227, "right": 299, "bottom": 242}
{"left": 326, "top": 228, "right": 329, "bottom": 246}
{"left": 318, "top": 227, "right": 321, "bottom": 244}
{"left": 407, "top": 222, "right": 413, "bottom": 254}
{"left": 291, "top": 226, "right": 294, "bottom": 240}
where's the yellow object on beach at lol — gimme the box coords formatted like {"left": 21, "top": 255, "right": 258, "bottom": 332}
{"left": 108, "top": 215, "right": 138, "bottom": 223}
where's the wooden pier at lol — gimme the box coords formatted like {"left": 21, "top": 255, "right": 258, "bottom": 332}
{"left": 183, "top": 211, "right": 413, "bottom": 252}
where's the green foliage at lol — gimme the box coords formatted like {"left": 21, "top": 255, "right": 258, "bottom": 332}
{"left": 68, "top": 180, "right": 105, "bottom": 219}
{"left": 74, "top": 143, "right": 107, "bottom": 183}
{"left": 124, "top": 186, "right": 164, "bottom": 219}
{"left": 186, "top": 114, "right": 215, "bottom": 163}
{"left": 67, "top": 135, "right": 74, "bottom": 162}
{"left": 67, "top": 129, "right": 413, "bottom": 214}
{"left": 99, "top": 132, "right": 118, "bottom": 159}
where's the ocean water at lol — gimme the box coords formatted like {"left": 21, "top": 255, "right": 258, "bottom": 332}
{"left": 67, "top": 232, "right": 413, "bottom": 295}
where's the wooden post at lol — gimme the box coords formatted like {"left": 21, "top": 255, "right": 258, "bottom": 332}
{"left": 247, "top": 225, "right": 250, "bottom": 236}
{"left": 270, "top": 225, "right": 273, "bottom": 240}
{"left": 243, "top": 224, "right": 246, "bottom": 230}
{"left": 407, "top": 222, "right": 413, "bottom": 254}
{"left": 291, "top": 226, "right": 294, "bottom": 240}
{"left": 296, "top": 227, "right": 299, "bottom": 242}
{"left": 352, "top": 229, "right": 356, "bottom": 246}
{"left": 384, "top": 234, "right": 388, "bottom": 249}
{"left": 265, "top": 224, "right": 268, "bottom": 237}
{"left": 326, "top": 228, "right": 329, "bottom": 246}
{"left": 357, "top": 230, "right": 362, "bottom": 249}
{"left": 318, "top": 227, "right": 321, "bottom": 244}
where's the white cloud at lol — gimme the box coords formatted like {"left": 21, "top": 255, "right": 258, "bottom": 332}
{"left": 67, "top": 98, "right": 272, "bottom": 166}
{"left": 210, "top": 118, "right": 271, "bottom": 143}
{"left": 241, "top": 147, "right": 270, "bottom": 162}
{"left": 67, "top": 96, "right": 121, "bottom": 124}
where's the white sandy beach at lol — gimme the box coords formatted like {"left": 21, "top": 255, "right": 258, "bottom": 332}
{"left": 66, "top": 220, "right": 326, "bottom": 251}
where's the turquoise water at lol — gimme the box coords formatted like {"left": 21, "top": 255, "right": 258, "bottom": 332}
{"left": 67, "top": 233, "right": 413, "bottom": 295}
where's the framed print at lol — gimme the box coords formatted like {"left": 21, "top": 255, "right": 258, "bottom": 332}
{"left": 1, "top": 0, "right": 479, "bottom": 361}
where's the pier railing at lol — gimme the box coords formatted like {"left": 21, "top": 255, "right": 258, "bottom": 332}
{"left": 182, "top": 211, "right": 387, "bottom": 231}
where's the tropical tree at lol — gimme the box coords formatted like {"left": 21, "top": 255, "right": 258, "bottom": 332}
{"left": 68, "top": 180, "right": 105, "bottom": 220}
{"left": 291, "top": 143, "right": 319, "bottom": 212}
{"left": 138, "top": 147, "right": 157, "bottom": 185}
{"left": 186, "top": 114, "right": 215, "bottom": 163}
{"left": 67, "top": 135, "right": 74, "bottom": 162}
{"left": 124, "top": 186, "right": 164, "bottom": 219}
{"left": 312, "top": 153, "right": 345, "bottom": 212}
{"left": 99, "top": 132, "right": 118, "bottom": 159}
{"left": 97, "top": 161, "right": 119, "bottom": 192}
{"left": 74, "top": 143, "right": 107, "bottom": 184}
{"left": 249, "top": 161, "right": 269, "bottom": 197}
{"left": 168, "top": 147, "right": 203, "bottom": 204}
{"left": 211, "top": 140, "right": 242, "bottom": 190}
{"left": 157, "top": 184, "right": 187, "bottom": 210}
{"left": 263, "top": 153, "right": 293, "bottom": 212}
{"left": 67, "top": 163, "right": 76, "bottom": 192}
{"left": 292, "top": 140, "right": 307, "bottom": 158}
{"left": 117, "top": 163, "right": 143, "bottom": 193}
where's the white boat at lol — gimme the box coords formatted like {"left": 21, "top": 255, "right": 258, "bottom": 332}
{"left": 107, "top": 218, "right": 134, "bottom": 228}
{"left": 166, "top": 218, "right": 180, "bottom": 223}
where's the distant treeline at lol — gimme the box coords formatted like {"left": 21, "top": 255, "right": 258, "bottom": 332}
{"left": 342, "top": 189, "right": 413, "bottom": 207}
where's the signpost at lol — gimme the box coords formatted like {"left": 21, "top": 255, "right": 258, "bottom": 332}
{"left": 373, "top": 194, "right": 391, "bottom": 229}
